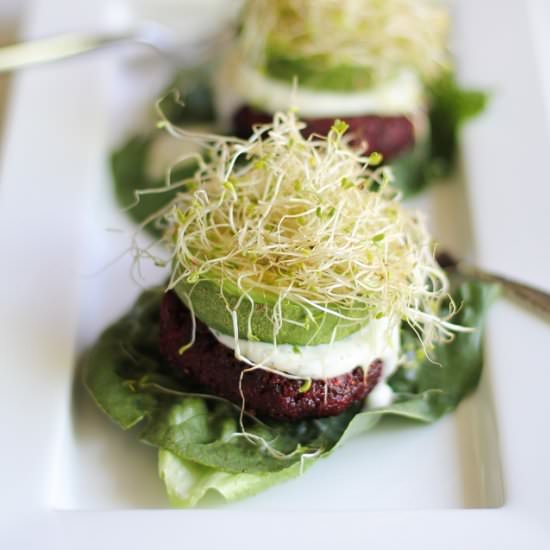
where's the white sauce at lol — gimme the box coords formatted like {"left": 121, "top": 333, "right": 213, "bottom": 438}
{"left": 211, "top": 316, "right": 399, "bottom": 380}
{"left": 212, "top": 318, "right": 399, "bottom": 407}
{"left": 233, "top": 64, "right": 424, "bottom": 118}
{"left": 366, "top": 378, "right": 395, "bottom": 409}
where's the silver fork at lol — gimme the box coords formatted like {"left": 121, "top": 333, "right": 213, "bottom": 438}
{"left": 0, "top": 22, "right": 230, "bottom": 73}
{"left": 437, "top": 252, "right": 550, "bottom": 317}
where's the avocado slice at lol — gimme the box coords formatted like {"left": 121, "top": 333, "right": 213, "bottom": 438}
{"left": 174, "top": 278, "right": 371, "bottom": 345}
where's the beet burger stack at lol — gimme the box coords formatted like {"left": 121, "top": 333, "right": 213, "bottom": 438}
{"left": 217, "top": 0, "right": 451, "bottom": 194}
{"left": 84, "top": 108, "right": 495, "bottom": 507}
{"left": 154, "top": 110, "right": 456, "bottom": 421}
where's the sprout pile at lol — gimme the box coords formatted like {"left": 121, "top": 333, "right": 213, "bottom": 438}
{"left": 143, "top": 108, "right": 461, "bottom": 354}
{"left": 238, "top": 0, "right": 449, "bottom": 84}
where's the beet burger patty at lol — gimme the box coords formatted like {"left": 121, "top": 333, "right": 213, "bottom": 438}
{"left": 160, "top": 291, "right": 384, "bottom": 421}
{"left": 233, "top": 105, "right": 416, "bottom": 160}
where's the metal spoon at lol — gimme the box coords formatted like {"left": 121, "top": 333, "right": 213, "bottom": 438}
{"left": 437, "top": 252, "right": 550, "bottom": 317}
{"left": 0, "top": 22, "right": 230, "bottom": 73}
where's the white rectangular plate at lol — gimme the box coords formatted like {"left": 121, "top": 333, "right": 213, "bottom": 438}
{"left": 1, "top": 0, "right": 549, "bottom": 547}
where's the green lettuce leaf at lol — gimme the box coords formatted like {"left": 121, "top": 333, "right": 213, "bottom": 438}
{"left": 159, "top": 449, "right": 305, "bottom": 508}
{"left": 157, "top": 397, "right": 311, "bottom": 507}
{"left": 83, "top": 279, "right": 497, "bottom": 507}
{"left": 390, "top": 73, "right": 488, "bottom": 197}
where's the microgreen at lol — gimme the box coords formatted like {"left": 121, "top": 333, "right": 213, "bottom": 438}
{"left": 147, "top": 108, "right": 462, "bottom": 354}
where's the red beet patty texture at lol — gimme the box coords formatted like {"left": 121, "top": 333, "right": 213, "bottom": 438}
{"left": 233, "top": 104, "right": 415, "bottom": 160}
{"left": 159, "top": 291, "right": 384, "bottom": 421}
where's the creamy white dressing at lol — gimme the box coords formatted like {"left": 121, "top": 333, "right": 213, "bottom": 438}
{"left": 234, "top": 64, "right": 424, "bottom": 118}
{"left": 366, "top": 375, "right": 396, "bottom": 409}
{"left": 211, "top": 316, "right": 399, "bottom": 382}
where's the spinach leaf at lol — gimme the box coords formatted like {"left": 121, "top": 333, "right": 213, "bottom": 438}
{"left": 390, "top": 73, "right": 488, "bottom": 197}
{"left": 390, "top": 281, "right": 499, "bottom": 407}
{"left": 428, "top": 72, "right": 489, "bottom": 174}
{"left": 390, "top": 134, "right": 431, "bottom": 198}
{"left": 83, "top": 289, "right": 164, "bottom": 429}
{"left": 340, "top": 281, "right": 500, "bottom": 443}
{"left": 111, "top": 134, "right": 198, "bottom": 237}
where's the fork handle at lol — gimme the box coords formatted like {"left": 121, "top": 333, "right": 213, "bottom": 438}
{"left": 0, "top": 32, "right": 133, "bottom": 73}
{"left": 462, "top": 266, "right": 550, "bottom": 317}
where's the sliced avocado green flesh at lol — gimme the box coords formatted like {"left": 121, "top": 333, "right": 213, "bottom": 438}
{"left": 264, "top": 46, "right": 376, "bottom": 92}
{"left": 174, "top": 279, "right": 370, "bottom": 345}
